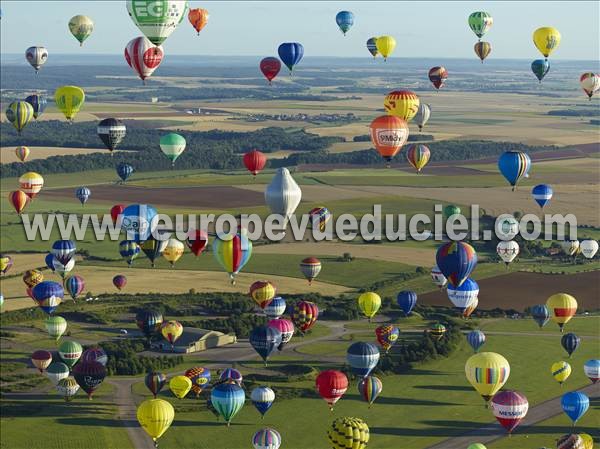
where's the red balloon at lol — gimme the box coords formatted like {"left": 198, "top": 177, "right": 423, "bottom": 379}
{"left": 186, "top": 229, "right": 208, "bottom": 256}
{"left": 316, "top": 370, "right": 348, "bottom": 410}
{"left": 8, "top": 190, "right": 30, "bottom": 215}
{"left": 113, "top": 275, "right": 127, "bottom": 291}
{"left": 428, "top": 66, "right": 448, "bottom": 89}
{"left": 110, "top": 204, "right": 125, "bottom": 223}
{"left": 260, "top": 57, "right": 282, "bottom": 85}
{"left": 243, "top": 149, "right": 267, "bottom": 177}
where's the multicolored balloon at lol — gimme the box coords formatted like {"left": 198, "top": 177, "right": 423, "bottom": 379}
{"left": 474, "top": 42, "right": 492, "bottom": 63}
{"left": 252, "top": 428, "right": 281, "bottom": 449}
{"left": 267, "top": 318, "right": 294, "bottom": 350}
{"left": 358, "top": 375, "right": 383, "bottom": 407}
{"left": 145, "top": 371, "right": 167, "bottom": 398}
{"left": 140, "top": 237, "right": 168, "bottom": 267}
{"left": 291, "top": 300, "right": 318, "bottom": 333}
{"left": 547, "top": 293, "right": 577, "bottom": 332}
{"left": 468, "top": 11, "right": 493, "bottom": 39}
{"left": 583, "top": 359, "right": 600, "bottom": 384}
{"left": 121, "top": 203, "right": 157, "bottom": 242}
{"left": 498, "top": 151, "right": 531, "bottom": 190}
{"left": 46, "top": 362, "right": 70, "bottom": 385}
{"left": 31, "top": 350, "right": 53, "bottom": 373}
{"left": 136, "top": 310, "right": 163, "bottom": 339}
{"left": 465, "top": 352, "right": 510, "bottom": 403}
{"left": 5, "top": 101, "right": 34, "bottom": 134}
{"left": 428, "top": 66, "right": 448, "bottom": 90}
{"left": 0, "top": 254, "right": 13, "bottom": 275}
{"left": 264, "top": 296, "right": 286, "bottom": 319}
{"left": 57, "top": 377, "right": 80, "bottom": 401}
{"left": 532, "top": 184, "right": 553, "bottom": 208}
{"left": 383, "top": 90, "right": 420, "bottom": 122}
{"left": 375, "top": 325, "right": 400, "bottom": 353}
{"left": 185, "top": 366, "right": 211, "bottom": 397}
{"left": 300, "top": 257, "right": 322, "bottom": 285}
{"left": 491, "top": 390, "right": 529, "bottom": 434}
{"left": 580, "top": 72, "right": 600, "bottom": 100}
{"left": 212, "top": 232, "right": 253, "bottom": 284}
{"left": 117, "top": 163, "right": 134, "bottom": 182}
{"left": 219, "top": 367, "right": 242, "bottom": 386}
{"left": 15, "top": 146, "right": 30, "bottom": 162}
{"left": 32, "top": 281, "right": 63, "bottom": 314}
{"left": 406, "top": 144, "right": 431, "bottom": 173}
{"left": 328, "top": 417, "right": 369, "bottom": 449}
{"left": 19, "top": 172, "right": 44, "bottom": 198}
{"left": 119, "top": 240, "right": 141, "bottom": 266}
{"left": 64, "top": 275, "right": 85, "bottom": 301}
{"left": 429, "top": 323, "right": 446, "bottom": 340}
{"left": 436, "top": 241, "right": 478, "bottom": 288}
{"left": 58, "top": 340, "right": 83, "bottom": 368}
{"left": 366, "top": 37, "right": 378, "bottom": 58}
{"left": 250, "top": 280, "right": 276, "bottom": 309}
{"left": 447, "top": 278, "right": 479, "bottom": 312}
{"left": 161, "top": 320, "right": 183, "bottom": 350}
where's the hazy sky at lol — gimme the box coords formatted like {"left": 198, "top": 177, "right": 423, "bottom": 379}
{"left": 1, "top": 1, "right": 598, "bottom": 60}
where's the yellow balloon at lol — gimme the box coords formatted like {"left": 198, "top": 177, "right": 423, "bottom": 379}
{"left": 169, "top": 375, "right": 192, "bottom": 399}
{"left": 375, "top": 35, "right": 396, "bottom": 60}
{"left": 465, "top": 352, "right": 510, "bottom": 403}
{"left": 161, "top": 320, "right": 183, "bottom": 346}
{"left": 357, "top": 292, "right": 381, "bottom": 320}
{"left": 163, "top": 238, "right": 185, "bottom": 266}
{"left": 551, "top": 361, "right": 571, "bottom": 385}
{"left": 579, "top": 433, "right": 594, "bottom": 449}
{"left": 136, "top": 398, "right": 175, "bottom": 443}
{"left": 18, "top": 172, "right": 44, "bottom": 198}
{"left": 384, "top": 90, "right": 420, "bottom": 122}
{"left": 533, "top": 27, "right": 561, "bottom": 58}
{"left": 54, "top": 86, "right": 85, "bottom": 122}
{"left": 546, "top": 293, "right": 577, "bottom": 331}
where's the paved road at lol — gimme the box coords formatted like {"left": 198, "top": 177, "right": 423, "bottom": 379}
{"left": 426, "top": 383, "right": 600, "bottom": 449}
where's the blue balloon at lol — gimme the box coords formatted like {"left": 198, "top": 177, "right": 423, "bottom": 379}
{"left": 249, "top": 326, "right": 282, "bottom": 366}
{"left": 264, "top": 296, "right": 286, "bottom": 319}
{"left": 397, "top": 290, "right": 417, "bottom": 315}
{"left": 335, "top": 11, "right": 355, "bottom": 35}
{"left": 531, "top": 59, "right": 550, "bottom": 82}
{"left": 447, "top": 278, "right": 479, "bottom": 312}
{"left": 278, "top": 43, "right": 304, "bottom": 73}
{"left": 25, "top": 94, "right": 47, "bottom": 119}
{"left": 121, "top": 204, "right": 158, "bottom": 242}
{"left": 436, "top": 242, "right": 478, "bottom": 288}
{"left": 466, "top": 330, "right": 486, "bottom": 353}
{"left": 116, "top": 163, "right": 134, "bottom": 182}
{"left": 561, "top": 333, "right": 580, "bottom": 357}
{"left": 31, "top": 281, "right": 64, "bottom": 314}
{"left": 531, "top": 304, "right": 550, "bottom": 328}
{"left": 45, "top": 253, "right": 56, "bottom": 271}
{"left": 210, "top": 382, "right": 246, "bottom": 424}
{"left": 498, "top": 151, "right": 531, "bottom": 190}
{"left": 561, "top": 391, "right": 589, "bottom": 424}
{"left": 251, "top": 386, "right": 274, "bottom": 417}
{"left": 346, "top": 342, "right": 380, "bottom": 377}
{"left": 531, "top": 184, "right": 553, "bottom": 209}
{"left": 75, "top": 186, "right": 91, "bottom": 205}
{"left": 51, "top": 240, "right": 76, "bottom": 265}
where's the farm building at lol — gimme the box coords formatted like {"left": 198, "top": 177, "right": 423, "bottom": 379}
{"left": 151, "top": 328, "right": 236, "bottom": 354}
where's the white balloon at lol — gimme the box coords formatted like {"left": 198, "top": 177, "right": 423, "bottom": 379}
{"left": 497, "top": 240, "right": 520, "bottom": 264}
{"left": 560, "top": 240, "right": 580, "bottom": 256}
{"left": 431, "top": 264, "right": 447, "bottom": 289}
{"left": 265, "top": 168, "right": 302, "bottom": 227}
{"left": 579, "top": 240, "right": 598, "bottom": 259}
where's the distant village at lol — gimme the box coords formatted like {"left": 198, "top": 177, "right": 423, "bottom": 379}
{"left": 241, "top": 112, "right": 360, "bottom": 124}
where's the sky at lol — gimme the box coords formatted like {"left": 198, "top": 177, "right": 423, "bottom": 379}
{"left": 0, "top": 1, "right": 599, "bottom": 60}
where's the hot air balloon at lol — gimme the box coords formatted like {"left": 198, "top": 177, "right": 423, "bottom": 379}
{"left": 0, "top": 255, "right": 13, "bottom": 275}
{"left": 309, "top": 207, "right": 331, "bottom": 232}
{"left": 316, "top": 370, "right": 348, "bottom": 410}
{"left": 49, "top": 258, "right": 74, "bottom": 281}
{"left": 431, "top": 265, "right": 447, "bottom": 290}
{"left": 68, "top": 15, "right": 94, "bottom": 46}
{"left": 474, "top": 42, "right": 492, "bottom": 62}
{"left": 397, "top": 290, "right": 417, "bottom": 315}
{"left": 384, "top": 90, "right": 420, "bottom": 122}
{"left": 366, "top": 37, "right": 379, "bottom": 57}
{"left": 328, "top": 417, "right": 369, "bottom": 449}
{"left": 51, "top": 239, "right": 76, "bottom": 265}
{"left": 119, "top": 240, "right": 141, "bottom": 266}
{"left": 463, "top": 297, "right": 479, "bottom": 319}
{"left": 335, "top": 11, "right": 354, "bottom": 35}
{"left": 45, "top": 253, "right": 55, "bottom": 272}
{"left": 375, "top": 325, "right": 400, "bottom": 353}
{"left": 468, "top": 11, "right": 493, "bottom": 39}
{"left": 127, "top": 0, "right": 187, "bottom": 45}
{"left": 561, "top": 392, "right": 589, "bottom": 425}
{"left": 551, "top": 361, "right": 572, "bottom": 385}
{"left": 557, "top": 434, "right": 585, "bottom": 449}
{"left": 162, "top": 238, "right": 184, "bottom": 267}
{"left": 136, "top": 310, "right": 163, "bottom": 339}
{"left": 561, "top": 333, "right": 580, "bottom": 358}
{"left": 140, "top": 237, "right": 168, "bottom": 267}
{"left": 32, "top": 281, "right": 63, "bottom": 314}
{"left": 98, "top": 118, "right": 126, "bottom": 153}
{"left": 580, "top": 240, "right": 599, "bottom": 259}
{"left": 64, "top": 275, "right": 85, "bottom": 301}
{"left": 243, "top": 149, "right": 267, "bottom": 176}
{"left": 447, "top": 278, "right": 479, "bottom": 312}
{"left": 347, "top": 342, "right": 380, "bottom": 377}
{"left": 15, "top": 146, "right": 30, "bottom": 162}
{"left": 375, "top": 35, "right": 396, "bottom": 61}
{"left": 429, "top": 323, "right": 446, "bottom": 340}
{"left": 251, "top": 386, "right": 275, "bottom": 418}
{"left": 436, "top": 241, "right": 478, "bottom": 287}
{"left": 145, "top": 371, "right": 167, "bottom": 398}
{"left": 259, "top": 57, "right": 281, "bottom": 85}
{"left": 5, "top": 101, "right": 34, "bottom": 134}
{"left": 111, "top": 204, "right": 126, "bottom": 223}
{"left": 160, "top": 133, "right": 186, "bottom": 166}
{"left": 25, "top": 46, "right": 48, "bottom": 72}
{"left": 252, "top": 428, "right": 282, "bottom": 449}
{"left": 547, "top": 293, "right": 578, "bottom": 332}
{"left": 358, "top": 375, "right": 382, "bottom": 407}
{"left": 561, "top": 241, "right": 580, "bottom": 257}
{"left": 54, "top": 86, "right": 85, "bottom": 122}
{"left": 580, "top": 72, "right": 600, "bottom": 100}
{"left": 8, "top": 191, "right": 29, "bottom": 215}
{"left": 124, "top": 36, "right": 164, "bottom": 83}
{"left": 137, "top": 398, "right": 175, "bottom": 446}
{"left": 264, "top": 296, "right": 286, "bottom": 319}
{"left": 369, "top": 115, "right": 410, "bottom": 163}
{"left": 185, "top": 367, "right": 211, "bottom": 397}
{"left": 278, "top": 43, "right": 303, "bottom": 74}
{"left": 531, "top": 59, "right": 550, "bottom": 83}
{"left": 465, "top": 352, "right": 510, "bottom": 403}
{"left": 23, "top": 269, "right": 43, "bottom": 288}
{"left": 24, "top": 94, "right": 47, "bottom": 119}
{"left": 414, "top": 102, "right": 431, "bottom": 132}
{"left": 169, "top": 375, "right": 192, "bottom": 399}
{"left": 531, "top": 184, "right": 553, "bottom": 209}
{"left": 113, "top": 274, "right": 127, "bottom": 290}
{"left": 46, "top": 362, "right": 70, "bottom": 385}
{"left": 117, "top": 163, "right": 134, "bottom": 182}
{"left": 57, "top": 377, "right": 80, "bottom": 401}
{"left": 161, "top": 320, "right": 183, "bottom": 350}
{"left": 188, "top": 8, "right": 209, "bottom": 35}
{"left": 406, "top": 144, "right": 431, "bottom": 173}
{"left": 212, "top": 232, "right": 253, "bottom": 284}
{"left": 75, "top": 186, "right": 90, "bottom": 206}
{"left": 185, "top": 229, "right": 208, "bottom": 257}
{"left": 250, "top": 326, "right": 282, "bottom": 366}
{"left": 81, "top": 347, "right": 108, "bottom": 366}
{"left": 491, "top": 390, "right": 529, "bottom": 434}
{"left": 219, "top": 367, "right": 242, "bottom": 386}
{"left": 358, "top": 292, "right": 381, "bottom": 321}
{"left": 250, "top": 280, "right": 276, "bottom": 309}
{"left": 428, "top": 66, "right": 448, "bottom": 90}
{"left": 58, "top": 340, "right": 83, "bottom": 368}
{"left": 19, "top": 172, "right": 44, "bottom": 198}
{"left": 497, "top": 241, "right": 520, "bottom": 265}
{"left": 211, "top": 383, "right": 245, "bottom": 425}
{"left": 579, "top": 434, "right": 594, "bottom": 449}
{"left": 443, "top": 205, "right": 461, "bottom": 221}
{"left": 531, "top": 304, "right": 550, "bottom": 328}
{"left": 498, "top": 151, "right": 531, "bottom": 190}
{"left": 467, "top": 330, "right": 486, "bottom": 353}
{"left": 265, "top": 168, "right": 302, "bottom": 227}
{"left": 583, "top": 359, "right": 600, "bottom": 384}
{"left": 467, "top": 445, "right": 487, "bottom": 449}
{"left": 121, "top": 203, "right": 157, "bottom": 242}
{"left": 291, "top": 300, "right": 318, "bottom": 333}
{"left": 533, "top": 27, "right": 561, "bottom": 60}
{"left": 267, "top": 319, "right": 294, "bottom": 350}
{"left": 31, "top": 350, "right": 53, "bottom": 373}
{"left": 300, "top": 257, "right": 321, "bottom": 285}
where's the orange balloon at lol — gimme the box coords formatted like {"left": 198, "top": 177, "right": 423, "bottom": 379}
{"left": 8, "top": 190, "right": 30, "bottom": 215}
{"left": 369, "top": 115, "right": 409, "bottom": 162}
{"left": 188, "top": 8, "right": 209, "bottom": 35}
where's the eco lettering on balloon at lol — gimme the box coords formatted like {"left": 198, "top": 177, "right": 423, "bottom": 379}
{"left": 132, "top": 1, "right": 167, "bottom": 21}
{"left": 376, "top": 129, "right": 408, "bottom": 145}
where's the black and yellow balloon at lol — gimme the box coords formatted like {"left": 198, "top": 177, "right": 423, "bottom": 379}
{"left": 328, "top": 417, "right": 369, "bottom": 449}
{"left": 5, "top": 101, "right": 34, "bottom": 134}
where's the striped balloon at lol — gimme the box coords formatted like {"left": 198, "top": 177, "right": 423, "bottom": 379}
{"left": 124, "top": 36, "right": 164, "bottom": 83}
{"left": 465, "top": 352, "right": 510, "bottom": 403}
{"left": 498, "top": 151, "right": 532, "bottom": 190}
{"left": 429, "top": 323, "right": 446, "bottom": 340}
{"left": 561, "top": 333, "right": 580, "bottom": 358}
{"left": 252, "top": 427, "right": 281, "bottom": 449}
{"left": 25, "top": 94, "right": 47, "bottom": 119}
{"left": 15, "top": 146, "right": 30, "bottom": 162}
{"left": 185, "top": 367, "right": 211, "bottom": 396}
{"left": 75, "top": 186, "right": 91, "bottom": 206}
{"left": 300, "top": 257, "right": 321, "bottom": 284}
{"left": 268, "top": 318, "right": 294, "bottom": 350}
{"left": 145, "top": 371, "right": 167, "bottom": 398}
{"left": 447, "top": 278, "right": 479, "bottom": 312}
{"left": 250, "top": 386, "right": 275, "bottom": 417}
{"left": 357, "top": 375, "right": 383, "bottom": 406}
{"left": 583, "top": 359, "right": 600, "bottom": 384}
{"left": 406, "top": 144, "right": 431, "bottom": 173}
{"left": 19, "top": 172, "right": 44, "bottom": 198}
{"left": 263, "top": 296, "right": 286, "bottom": 319}
{"left": 383, "top": 90, "right": 420, "bottom": 122}
{"left": 51, "top": 240, "right": 76, "bottom": 265}
{"left": 532, "top": 184, "right": 553, "bottom": 208}
{"left": 211, "top": 383, "right": 245, "bottom": 425}
{"left": 8, "top": 190, "right": 29, "bottom": 215}
{"left": 557, "top": 434, "right": 584, "bottom": 449}
{"left": 212, "top": 232, "right": 252, "bottom": 284}
{"left": 474, "top": 41, "right": 492, "bottom": 62}
{"left": 219, "top": 368, "right": 242, "bottom": 386}
{"left": 366, "top": 37, "right": 378, "bottom": 57}
{"left": 64, "top": 275, "right": 85, "bottom": 301}
{"left": 346, "top": 342, "right": 380, "bottom": 377}
{"left": 436, "top": 241, "right": 478, "bottom": 288}
{"left": 5, "top": 101, "right": 34, "bottom": 134}
{"left": 466, "top": 330, "right": 486, "bottom": 353}
{"left": 45, "top": 316, "right": 67, "bottom": 342}
{"left": 291, "top": 301, "right": 318, "bottom": 333}
{"left": 328, "top": 417, "right": 369, "bottom": 449}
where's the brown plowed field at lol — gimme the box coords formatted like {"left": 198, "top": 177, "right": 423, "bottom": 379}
{"left": 419, "top": 271, "right": 600, "bottom": 311}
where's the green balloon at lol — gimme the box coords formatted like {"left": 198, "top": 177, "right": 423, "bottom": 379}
{"left": 467, "top": 445, "right": 487, "bottom": 449}
{"left": 159, "top": 133, "right": 186, "bottom": 165}
{"left": 468, "top": 11, "right": 493, "bottom": 39}
{"left": 58, "top": 340, "right": 82, "bottom": 368}
{"left": 443, "top": 205, "right": 462, "bottom": 220}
